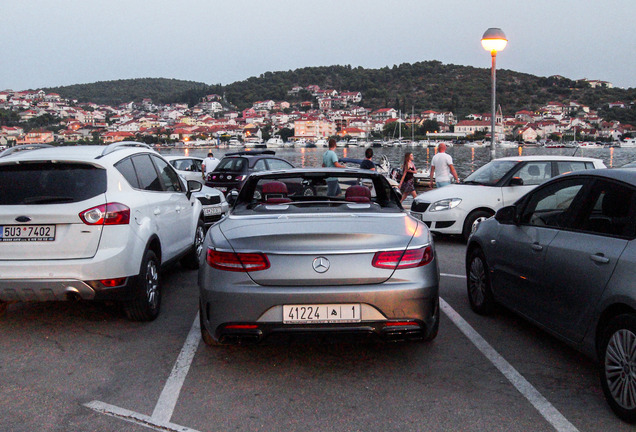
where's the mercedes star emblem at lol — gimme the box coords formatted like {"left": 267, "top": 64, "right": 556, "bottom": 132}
{"left": 312, "top": 257, "right": 330, "bottom": 273}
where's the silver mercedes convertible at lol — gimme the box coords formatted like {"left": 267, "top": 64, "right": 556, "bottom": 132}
{"left": 198, "top": 168, "right": 440, "bottom": 345}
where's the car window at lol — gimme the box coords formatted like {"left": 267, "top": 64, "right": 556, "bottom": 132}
{"left": 511, "top": 162, "right": 552, "bottom": 186}
{"left": 217, "top": 157, "right": 246, "bottom": 172}
{"left": 253, "top": 159, "right": 268, "bottom": 172}
{"left": 131, "top": 154, "right": 163, "bottom": 192}
{"left": 463, "top": 160, "right": 517, "bottom": 185}
{"left": 556, "top": 161, "right": 590, "bottom": 175}
{"left": 266, "top": 159, "right": 294, "bottom": 170}
{"left": 115, "top": 157, "right": 140, "bottom": 188}
{"left": 0, "top": 162, "right": 106, "bottom": 205}
{"left": 172, "top": 159, "right": 197, "bottom": 172}
{"left": 152, "top": 155, "right": 183, "bottom": 192}
{"left": 577, "top": 181, "right": 636, "bottom": 238}
{"left": 520, "top": 177, "right": 588, "bottom": 228}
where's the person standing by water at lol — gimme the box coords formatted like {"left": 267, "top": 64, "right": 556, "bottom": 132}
{"left": 202, "top": 152, "right": 220, "bottom": 180}
{"left": 359, "top": 148, "right": 376, "bottom": 170}
{"left": 399, "top": 152, "right": 417, "bottom": 203}
{"left": 322, "top": 138, "right": 346, "bottom": 196}
{"left": 429, "top": 142, "right": 459, "bottom": 188}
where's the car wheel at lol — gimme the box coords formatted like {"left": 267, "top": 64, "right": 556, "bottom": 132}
{"left": 180, "top": 219, "right": 205, "bottom": 270}
{"left": 599, "top": 314, "right": 636, "bottom": 423}
{"left": 200, "top": 301, "right": 221, "bottom": 346}
{"left": 302, "top": 186, "right": 315, "bottom": 196}
{"left": 124, "top": 249, "right": 161, "bottom": 321}
{"left": 462, "top": 210, "right": 493, "bottom": 242}
{"left": 466, "top": 248, "right": 496, "bottom": 315}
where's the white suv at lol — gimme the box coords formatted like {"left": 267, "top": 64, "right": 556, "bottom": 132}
{"left": 410, "top": 155, "right": 606, "bottom": 241}
{"left": 0, "top": 142, "right": 205, "bottom": 321}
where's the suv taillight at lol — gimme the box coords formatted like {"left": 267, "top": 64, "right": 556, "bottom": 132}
{"left": 79, "top": 203, "right": 130, "bottom": 225}
{"left": 372, "top": 246, "right": 433, "bottom": 269}
{"left": 206, "top": 249, "right": 270, "bottom": 272}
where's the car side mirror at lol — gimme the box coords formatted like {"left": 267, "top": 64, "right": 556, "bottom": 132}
{"left": 509, "top": 177, "right": 524, "bottom": 186}
{"left": 495, "top": 205, "right": 519, "bottom": 225}
{"left": 226, "top": 190, "right": 239, "bottom": 206}
{"left": 187, "top": 180, "right": 203, "bottom": 199}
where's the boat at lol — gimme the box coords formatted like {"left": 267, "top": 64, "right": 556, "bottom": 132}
{"left": 498, "top": 140, "right": 519, "bottom": 149}
{"left": 227, "top": 138, "right": 243, "bottom": 148}
{"left": 620, "top": 138, "right": 636, "bottom": 148}
{"left": 314, "top": 138, "right": 328, "bottom": 147}
{"left": 372, "top": 139, "right": 383, "bottom": 148}
{"left": 266, "top": 135, "right": 284, "bottom": 148}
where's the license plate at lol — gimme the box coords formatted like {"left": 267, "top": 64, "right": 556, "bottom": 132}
{"left": 283, "top": 304, "right": 361, "bottom": 324}
{"left": 203, "top": 207, "right": 222, "bottom": 216}
{"left": 0, "top": 225, "right": 56, "bottom": 242}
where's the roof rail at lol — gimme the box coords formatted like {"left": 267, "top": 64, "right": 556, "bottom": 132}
{"left": 226, "top": 150, "right": 275, "bottom": 156}
{"left": 0, "top": 144, "right": 54, "bottom": 159}
{"left": 99, "top": 141, "right": 153, "bottom": 158}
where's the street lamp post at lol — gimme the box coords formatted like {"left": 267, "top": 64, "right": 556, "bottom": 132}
{"left": 481, "top": 28, "right": 507, "bottom": 160}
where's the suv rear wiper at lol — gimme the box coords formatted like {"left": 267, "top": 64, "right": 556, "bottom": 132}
{"left": 23, "top": 196, "right": 76, "bottom": 204}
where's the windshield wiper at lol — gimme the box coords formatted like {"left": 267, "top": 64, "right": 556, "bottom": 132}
{"left": 23, "top": 196, "right": 75, "bottom": 204}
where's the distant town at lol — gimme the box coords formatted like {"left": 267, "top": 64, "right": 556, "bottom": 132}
{"left": 0, "top": 78, "right": 634, "bottom": 148}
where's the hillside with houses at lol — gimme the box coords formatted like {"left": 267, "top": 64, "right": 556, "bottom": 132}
{"left": 1, "top": 74, "right": 635, "bottom": 148}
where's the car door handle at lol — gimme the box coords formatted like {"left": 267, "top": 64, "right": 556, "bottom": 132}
{"left": 590, "top": 254, "right": 610, "bottom": 264}
{"left": 175, "top": 206, "right": 182, "bottom": 213}
{"left": 531, "top": 243, "right": 543, "bottom": 252}
{"left": 154, "top": 208, "right": 161, "bottom": 215}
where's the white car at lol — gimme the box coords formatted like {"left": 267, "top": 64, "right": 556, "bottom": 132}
{"left": 164, "top": 155, "right": 229, "bottom": 228}
{"left": 0, "top": 142, "right": 205, "bottom": 321}
{"left": 410, "top": 155, "right": 606, "bottom": 240}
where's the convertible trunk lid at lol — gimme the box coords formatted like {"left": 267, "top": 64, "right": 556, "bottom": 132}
{"left": 219, "top": 213, "right": 422, "bottom": 286}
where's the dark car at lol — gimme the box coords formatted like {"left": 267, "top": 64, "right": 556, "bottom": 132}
{"left": 205, "top": 150, "right": 294, "bottom": 195}
{"left": 465, "top": 168, "right": 636, "bottom": 422}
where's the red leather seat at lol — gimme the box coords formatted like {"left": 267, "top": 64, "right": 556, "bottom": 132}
{"left": 345, "top": 185, "right": 371, "bottom": 203}
{"left": 262, "top": 181, "right": 292, "bottom": 204}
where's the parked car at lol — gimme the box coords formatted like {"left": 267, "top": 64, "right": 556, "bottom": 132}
{"left": 466, "top": 168, "right": 636, "bottom": 422}
{"left": 164, "top": 155, "right": 229, "bottom": 227}
{"left": 198, "top": 168, "right": 440, "bottom": 345}
{"left": 205, "top": 150, "right": 294, "bottom": 195}
{"left": 0, "top": 142, "right": 206, "bottom": 321}
{"left": 410, "top": 155, "right": 606, "bottom": 240}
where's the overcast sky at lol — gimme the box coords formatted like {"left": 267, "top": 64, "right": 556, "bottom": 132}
{"left": 2, "top": 0, "right": 635, "bottom": 92}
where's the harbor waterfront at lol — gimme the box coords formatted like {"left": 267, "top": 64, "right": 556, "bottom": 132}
{"left": 160, "top": 144, "right": 635, "bottom": 181}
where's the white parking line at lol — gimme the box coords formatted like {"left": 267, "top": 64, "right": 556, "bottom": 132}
{"left": 439, "top": 273, "right": 579, "bottom": 432}
{"left": 86, "top": 278, "right": 579, "bottom": 432}
{"left": 85, "top": 313, "right": 202, "bottom": 432}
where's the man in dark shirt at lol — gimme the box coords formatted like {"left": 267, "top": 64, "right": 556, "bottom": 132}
{"left": 360, "top": 148, "right": 376, "bottom": 171}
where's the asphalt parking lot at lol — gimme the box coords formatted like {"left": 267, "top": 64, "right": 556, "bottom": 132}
{"left": 0, "top": 236, "right": 632, "bottom": 432}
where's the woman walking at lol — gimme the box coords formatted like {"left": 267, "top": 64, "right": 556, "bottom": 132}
{"left": 399, "top": 152, "right": 417, "bottom": 204}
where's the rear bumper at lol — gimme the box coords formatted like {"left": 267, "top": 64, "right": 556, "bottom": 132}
{"left": 199, "top": 279, "right": 440, "bottom": 345}
{"left": 0, "top": 276, "right": 139, "bottom": 302}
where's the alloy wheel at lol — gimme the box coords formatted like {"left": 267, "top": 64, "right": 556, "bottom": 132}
{"left": 605, "top": 329, "right": 636, "bottom": 410}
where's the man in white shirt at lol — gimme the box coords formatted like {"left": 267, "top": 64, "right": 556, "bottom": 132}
{"left": 202, "top": 152, "right": 220, "bottom": 180}
{"left": 429, "top": 143, "right": 459, "bottom": 188}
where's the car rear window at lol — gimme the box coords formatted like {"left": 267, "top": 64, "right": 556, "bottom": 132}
{"left": 216, "top": 157, "right": 246, "bottom": 172}
{"left": 0, "top": 162, "right": 107, "bottom": 205}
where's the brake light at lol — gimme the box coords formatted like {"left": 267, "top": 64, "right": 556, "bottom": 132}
{"left": 372, "top": 246, "right": 433, "bottom": 269}
{"left": 79, "top": 203, "right": 130, "bottom": 225}
{"left": 206, "top": 249, "right": 270, "bottom": 272}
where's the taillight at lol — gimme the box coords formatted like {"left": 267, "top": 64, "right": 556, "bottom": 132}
{"left": 372, "top": 246, "right": 433, "bottom": 269}
{"left": 206, "top": 249, "right": 270, "bottom": 272}
{"left": 79, "top": 203, "right": 130, "bottom": 225}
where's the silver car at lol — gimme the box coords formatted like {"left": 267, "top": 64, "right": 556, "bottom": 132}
{"left": 466, "top": 168, "right": 636, "bottom": 423}
{"left": 198, "top": 168, "right": 440, "bottom": 345}
{"left": 165, "top": 155, "right": 229, "bottom": 228}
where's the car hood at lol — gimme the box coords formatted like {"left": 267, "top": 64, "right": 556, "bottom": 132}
{"left": 414, "top": 184, "right": 479, "bottom": 203}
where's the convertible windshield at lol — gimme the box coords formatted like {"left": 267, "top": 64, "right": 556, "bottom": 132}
{"left": 232, "top": 171, "right": 402, "bottom": 215}
{"left": 463, "top": 160, "right": 518, "bottom": 186}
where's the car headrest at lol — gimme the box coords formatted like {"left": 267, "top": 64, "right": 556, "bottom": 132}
{"left": 345, "top": 185, "right": 371, "bottom": 203}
